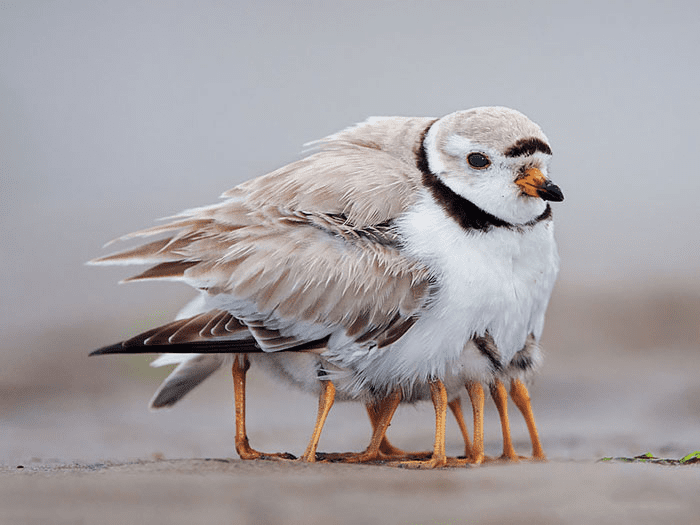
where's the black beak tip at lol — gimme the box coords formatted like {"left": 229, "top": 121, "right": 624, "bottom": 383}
{"left": 537, "top": 182, "right": 564, "bottom": 202}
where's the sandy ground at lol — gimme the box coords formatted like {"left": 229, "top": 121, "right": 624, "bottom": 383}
{"left": 2, "top": 283, "right": 700, "bottom": 523}
{"left": 4, "top": 459, "right": 700, "bottom": 525}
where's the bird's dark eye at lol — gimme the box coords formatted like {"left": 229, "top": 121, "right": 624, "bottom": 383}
{"left": 467, "top": 152, "right": 491, "bottom": 169}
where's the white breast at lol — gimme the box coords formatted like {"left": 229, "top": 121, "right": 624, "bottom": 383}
{"left": 331, "top": 190, "right": 559, "bottom": 396}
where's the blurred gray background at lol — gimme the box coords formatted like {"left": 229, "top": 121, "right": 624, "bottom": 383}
{"left": 1, "top": 1, "right": 699, "bottom": 465}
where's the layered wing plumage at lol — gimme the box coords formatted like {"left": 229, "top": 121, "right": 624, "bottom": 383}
{"left": 91, "top": 117, "right": 436, "bottom": 354}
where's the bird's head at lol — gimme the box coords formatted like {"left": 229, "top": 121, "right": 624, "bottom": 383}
{"left": 424, "top": 107, "right": 563, "bottom": 225}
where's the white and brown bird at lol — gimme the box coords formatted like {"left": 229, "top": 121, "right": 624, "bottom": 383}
{"left": 91, "top": 106, "right": 563, "bottom": 467}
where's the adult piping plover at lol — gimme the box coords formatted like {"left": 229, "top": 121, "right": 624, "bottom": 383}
{"left": 91, "top": 106, "right": 563, "bottom": 467}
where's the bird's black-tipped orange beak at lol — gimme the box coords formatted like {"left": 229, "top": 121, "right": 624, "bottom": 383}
{"left": 516, "top": 168, "right": 564, "bottom": 202}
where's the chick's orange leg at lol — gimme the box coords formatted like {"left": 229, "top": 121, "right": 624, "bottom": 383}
{"left": 399, "top": 379, "right": 450, "bottom": 469}
{"left": 321, "top": 392, "right": 431, "bottom": 463}
{"left": 448, "top": 397, "right": 473, "bottom": 459}
{"left": 366, "top": 400, "right": 431, "bottom": 459}
{"left": 300, "top": 379, "right": 336, "bottom": 462}
{"left": 509, "top": 378, "right": 546, "bottom": 461}
{"left": 466, "top": 382, "right": 485, "bottom": 464}
{"left": 339, "top": 389, "right": 402, "bottom": 463}
{"left": 366, "top": 400, "right": 405, "bottom": 457}
{"left": 490, "top": 379, "right": 520, "bottom": 461}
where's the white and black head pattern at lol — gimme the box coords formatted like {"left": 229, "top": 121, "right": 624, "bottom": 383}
{"left": 421, "top": 106, "right": 563, "bottom": 226}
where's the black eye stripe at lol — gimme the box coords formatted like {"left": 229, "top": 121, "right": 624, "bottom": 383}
{"left": 467, "top": 152, "right": 490, "bottom": 169}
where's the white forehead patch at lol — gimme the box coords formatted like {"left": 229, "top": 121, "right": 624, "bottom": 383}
{"left": 444, "top": 135, "right": 483, "bottom": 157}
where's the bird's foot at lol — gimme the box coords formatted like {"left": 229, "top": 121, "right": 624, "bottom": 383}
{"left": 396, "top": 455, "right": 468, "bottom": 469}
{"left": 329, "top": 450, "right": 386, "bottom": 463}
{"left": 467, "top": 452, "right": 485, "bottom": 465}
{"left": 316, "top": 449, "right": 433, "bottom": 463}
{"left": 481, "top": 453, "right": 521, "bottom": 464}
{"left": 237, "top": 447, "right": 296, "bottom": 461}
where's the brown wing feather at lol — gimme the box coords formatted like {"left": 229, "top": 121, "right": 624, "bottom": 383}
{"left": 90, "top": 310, "right": 255, "bottom": 356}
{"left": 139, "top": 310, "right": 249, "bottom": 345}
{"left": 123, "top": 260, "right": 199, "bottom": 282}
{"left": 91, "top": 116, "right": 436, "bottom": 348}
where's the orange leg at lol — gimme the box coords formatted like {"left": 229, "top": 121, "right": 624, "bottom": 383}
{"left": 509, "top": 378, "right": 546, "bottom": 461}
{"left": 448, "top": 397, "right": 473, "bottom": 459}
{"left": 299, "top": 379, "right": 336, "bottom": 462}
{"left": 322, "top": 394, "right": 431, "bottom": 462}
{"left": 399, "top": 379, "right": 450, "bottom": 469}
{"left": 490, "top": 379, "right": 520, "bottom": 461}
{"left": 232, "top": 356, "right": 295, "bottom": 460}
{"left": 367, "top": 400, "right": 408, "bottom": 457}
{"left": 466, "top": 382, "right": 485, "bottom": 464}
{"left": 340, "top": 389, "right": 402, "bottom": 463}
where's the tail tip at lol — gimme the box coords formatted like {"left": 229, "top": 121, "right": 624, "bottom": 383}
{"left": 89, "top": 344, "right": 125, "bottom": 356}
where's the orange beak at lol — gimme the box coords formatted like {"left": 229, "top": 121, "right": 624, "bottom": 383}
{"left": 515, "top": 168, "right": 564, "bottom": 202}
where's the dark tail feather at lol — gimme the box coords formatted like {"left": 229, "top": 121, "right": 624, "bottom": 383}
{"left": 90, "top": 335, "right": 331, "bottom": 356}
{"left": 89, "top": 339, "right": 261, "bottom": 356}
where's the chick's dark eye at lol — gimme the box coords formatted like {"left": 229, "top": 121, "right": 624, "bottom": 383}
{"left": 467, "top": 152, "right": 490, "bottom": 169}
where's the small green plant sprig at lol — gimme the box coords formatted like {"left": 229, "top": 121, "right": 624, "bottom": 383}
{"left": 598, "top": 451, "right": 700, "bottom": 465}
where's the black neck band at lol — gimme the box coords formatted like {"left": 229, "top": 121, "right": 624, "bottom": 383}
{"left": 416, "top": 123, "right": 551, "bottom": 232}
